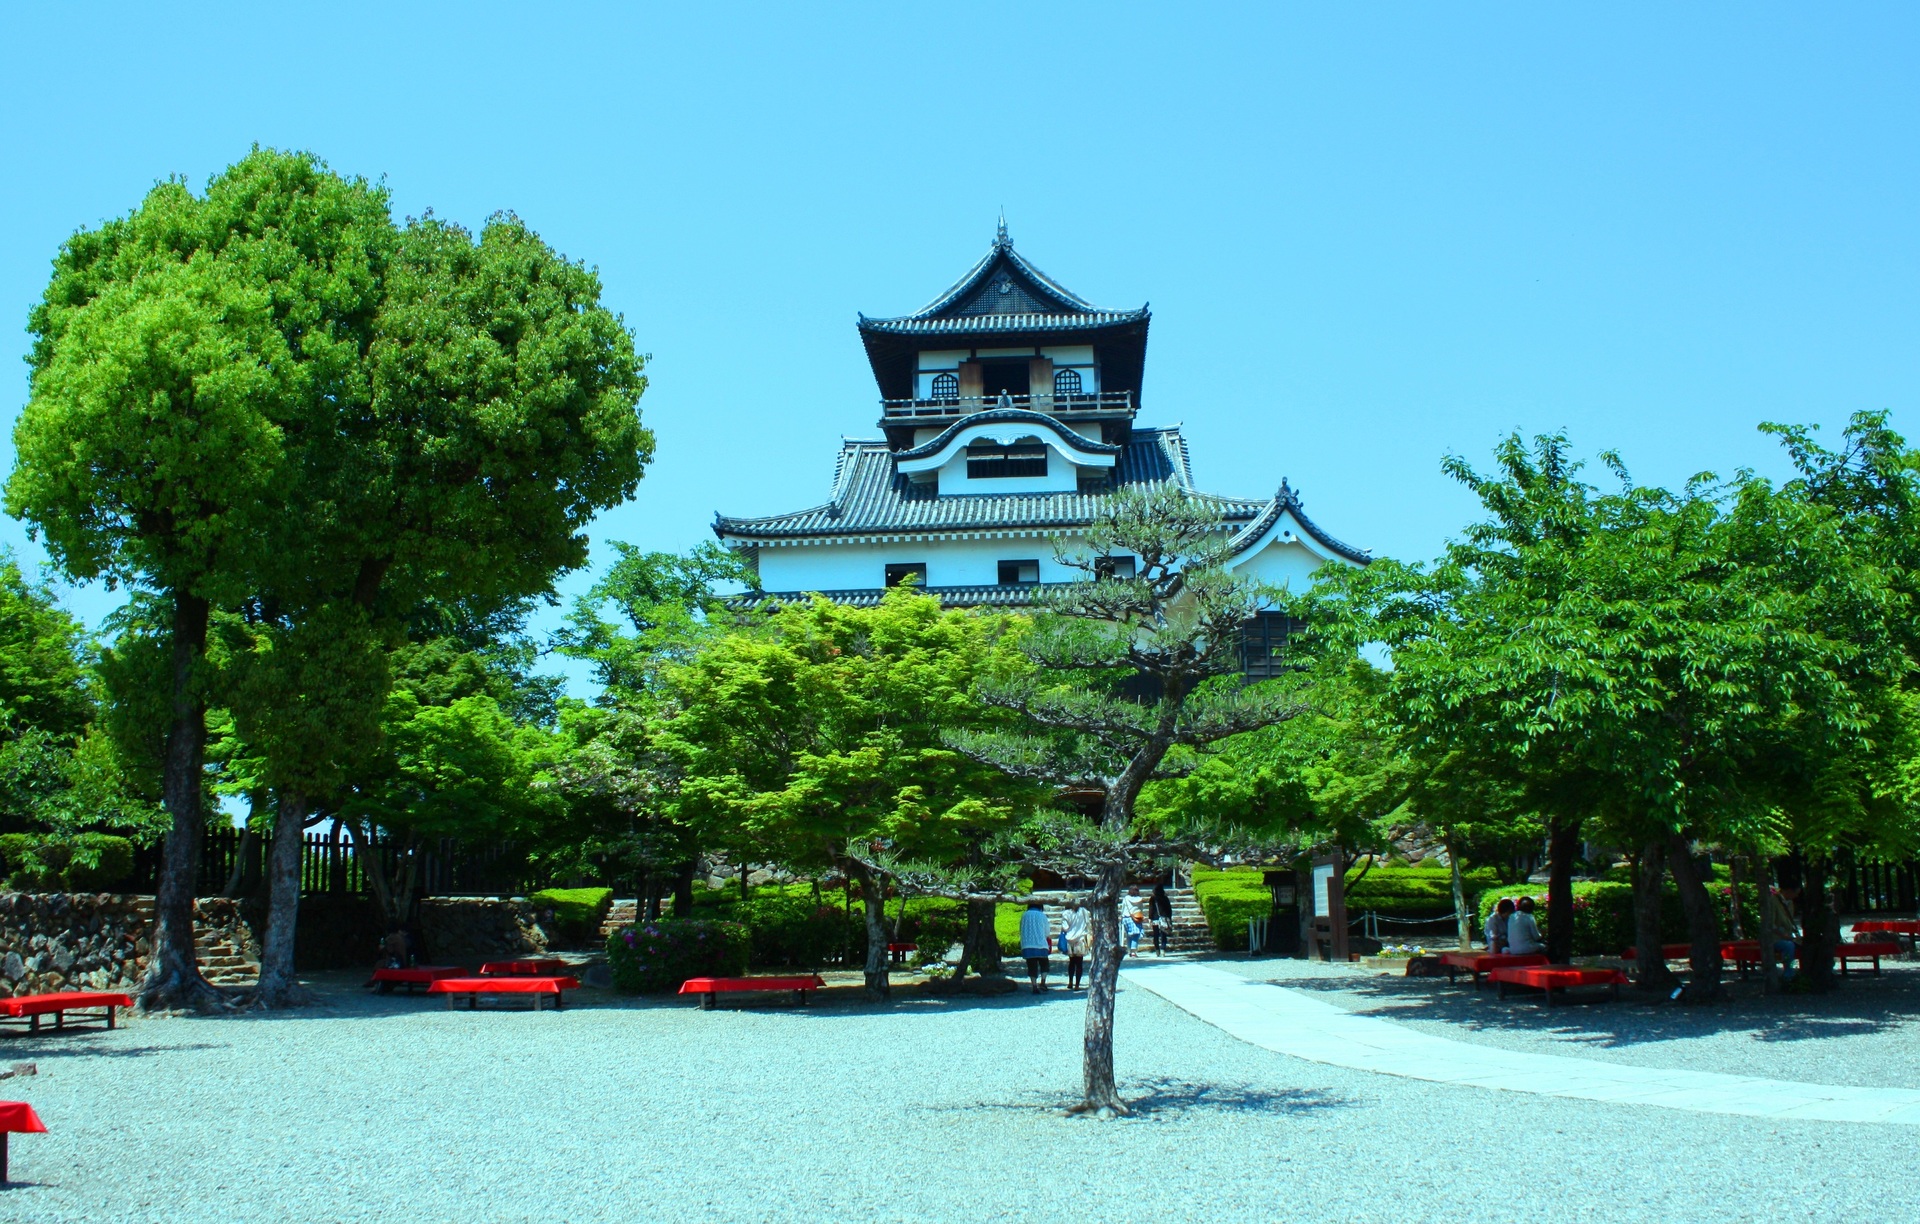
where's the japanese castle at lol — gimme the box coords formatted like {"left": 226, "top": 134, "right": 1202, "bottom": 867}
{"left": 713, "top": 224, "right": 1367, "bottom": 671}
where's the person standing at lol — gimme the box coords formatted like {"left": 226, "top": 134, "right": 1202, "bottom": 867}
{"left": 1767, "top": 885, "right": 1803, "bottom": 983}
{"left": 1121, "top": 889, "right": 1146, "bottom": 957}
{"left": 1062, "top": 897, "right": 1092, "bottom": 990}
{"left": 1018, "top": 900, "right": 1054, "bottom": 993}
{"left": 1149, "top": 884, "right": 1174, "bottom": 955}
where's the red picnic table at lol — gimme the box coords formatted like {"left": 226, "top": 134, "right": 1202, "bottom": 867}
{"left": 0, "top": 991, "right": 133, "bottom": 1034}
{"left": 0, "top": 1101, "right": 45, "bottom": 1184}
{"left": 679, "top": 975, "right": 825, "bottom": 1010}
{"left": 1487, "top": 964, "right": 1627, "bottom": 1005}
{"left": 426, "top": 976, "right": 579, "bottom": 1011}
{"left": 479, "top": 959, "right": 566, "bottom": 977}
{"left": 366, "top": 966, "right": 467, "bottom": 994}
{"left": 1722, "top": 940, "right": 1902, "bottom": 977}
{"left": 1852, "top": 919, "right": 1920, "bottom": 937}
{"left": 1437, "top": 951, "right": 1548, "bottom": 986}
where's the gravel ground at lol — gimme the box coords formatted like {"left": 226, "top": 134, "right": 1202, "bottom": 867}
{"left": 0, "top": 966, "right": 1913, "bottom": 1223}
{"left": 1227, "top": 953, "right": 1920, "bottom": 1089}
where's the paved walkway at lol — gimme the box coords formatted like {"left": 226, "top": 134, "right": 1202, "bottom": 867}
{"left": 1121, "top": 961, "right": 1920, "bottom": 1124}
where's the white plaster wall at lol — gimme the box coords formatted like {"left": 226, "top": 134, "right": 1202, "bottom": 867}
{"left": 934, "top": 441, "right": 1082, "bottom": 495}
{"left": 915, "top": 350, "right": 969, "bottom": 371}
{"left": 755, "top": 538, "right": 1089, "bottom": 591}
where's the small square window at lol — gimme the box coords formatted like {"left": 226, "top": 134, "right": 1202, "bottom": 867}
{"left": 885, "top": 563, "right": 928, "bottom": 588}
{"left": 1094, "top": 555, "right": 1136, "bottom": 580}
{"left": 997, "top": 560, "right": 1040, "bottom": 585}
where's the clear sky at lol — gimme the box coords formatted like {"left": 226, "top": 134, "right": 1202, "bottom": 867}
{"left": 2, "top": 5, "right": 1915, "bottom": 685}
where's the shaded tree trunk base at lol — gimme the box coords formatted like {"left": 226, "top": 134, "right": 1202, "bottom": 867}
{"left": 136, "top": 963, "right": 233, "bottom": 1015}
{"left": 245, "top": 982, "right": 312, "bottom": 1010}
{"left": 1066, "top": 1096, "right": 1133, "bottom": 1118}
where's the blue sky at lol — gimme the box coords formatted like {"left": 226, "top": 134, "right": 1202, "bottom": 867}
{"left": 2, "top": 5, "right": 1915, "bottom": 689}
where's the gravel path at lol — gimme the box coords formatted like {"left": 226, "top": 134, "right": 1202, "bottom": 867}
{"left": 0, "top": 967, "right": 1912, "bottom": 1222}
{"left": 1226, "top": 954, "right": 1920, "bottom": 1089}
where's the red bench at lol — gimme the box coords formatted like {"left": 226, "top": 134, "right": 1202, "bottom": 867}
{"left": 1487, "top": 964, "right": 1627, "bottom": 1005}
{"left": 679, "top": 975, "right": 825, "bottom": 1010}
{"left": 426, "top": 976, "right": 579, "bottom": 1011}
{"left": 1851, "top": 919, "right": 1920, "bottom": 936}
{"left": 479, "top": 959, "right": 565, "bottom": 977}
{"left": 1620, "top": 944, "right": 1694, "bottom": 962}
{"left": 366, "top": 966, "right": 468, "bottom": 994}
{"left": 886, "top": 943, "right": 917, "bottom": 965}
{"left": 0, "top": 991, "right": 133, "bottom": 1033}
{"left": 1838, "top": 941, "right": 1901, "bottom": 976}
{"left": 0, "top": 1101, "right": 45, "bottom": 1184}
{"left": 1437, "top": 951, "right": 1548, "bottom": 986}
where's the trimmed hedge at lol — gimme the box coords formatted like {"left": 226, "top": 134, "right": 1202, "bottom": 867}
{"left": 607, "top": 919, "right": 751, "bottom": 993}
{"left": 0, "top": 833, "right": 134, "bottom": 891}
{"left": 1192, "top": 863, "right": 1500, "bottom": 951}
{"left": 529, "top": 887, "right": 614, "bottom": 937}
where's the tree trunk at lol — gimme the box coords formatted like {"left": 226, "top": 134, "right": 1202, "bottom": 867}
{"left": 960, "top": 896, "right": 1005, "bottom": 980}
{"left": 1544, "top": 819, "right": 1581, "bottom": 966}
{"left": 138, "top": 589, "right": 225, "bottom": 1014}
{"left": 1666, "top": 833, "right": 1723, "bottom": 1002}
{"left": 1630, "top": 840, "right": 1677, "bottom": 992}
{"left": 1445, "top": 838, "right": 1470, "bottom": 950}
{"left": 673, "top": 861, "right": 696, "bottom": 918}
{"left": 1079, "top": 862, "right": 1128, "bottom": 1115}
{"left": 1756, "top": 853, "right": 1778, "bottom": 995}
{"left": 849, "top": 860, "right": 890, "bottom": 1000}
{"left": 1799, "top": 852, "right": 1837, "bottom": 994}
{"left": 252, "top": 790, "right": 309, "bottom": 1008}
{"left": 220, "top": 805, "right": 260, "bottom": 900}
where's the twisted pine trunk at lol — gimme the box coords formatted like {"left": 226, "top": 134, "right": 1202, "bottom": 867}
{"left": 960, "top": 897, "right": 1005, "bottom": 980}
{"left": 138, "top": 590, "right": 225, "bottom": 1014}
{"left": 252, "top": 790, "right": 309, "bottom": 1008}
{"left": 850, "top": 861, "right": 890, "bottom": 1001}
{"left": 1079, "top": 863, "right": 1127, "bottom": 1115}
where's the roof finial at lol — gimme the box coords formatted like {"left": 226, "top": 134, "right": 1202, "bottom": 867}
{"left": 995, "top": 210, "right": 1011, "bottom": 249}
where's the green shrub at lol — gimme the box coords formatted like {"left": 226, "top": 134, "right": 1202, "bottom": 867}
{"left": 0, "top": 833, "right": 134, "bottom": 891}
{"left": 1193, "top": 863, "right": 1500, "bottom": 951}
{"left": 1192, "top": 867, "right": 1274, "bottom": 951}
{"left": 529, "top": 887, "right": 614, "bottom": 937}
{"left": 1478, "top": 882, "right": 1696, "bottom": 956}
{"left": 607, "top": 919, "right": 751, "bottom": 993}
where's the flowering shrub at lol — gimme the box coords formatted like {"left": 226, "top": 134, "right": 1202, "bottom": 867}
{"left": 607, "top": 919, "right": 751, "bottom": 994}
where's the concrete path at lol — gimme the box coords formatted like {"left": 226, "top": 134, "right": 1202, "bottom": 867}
{"left": 1121, "top": 961, "right": 1920, "bottom": 1124}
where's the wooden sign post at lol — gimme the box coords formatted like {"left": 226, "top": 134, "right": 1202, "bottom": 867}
{"left": 1307, "top": 849, "right": 1349, "bottom": 962}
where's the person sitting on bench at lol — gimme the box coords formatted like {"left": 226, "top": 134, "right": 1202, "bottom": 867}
{"left": 1506, "top": 897, "right": 1546, "bottom": 956}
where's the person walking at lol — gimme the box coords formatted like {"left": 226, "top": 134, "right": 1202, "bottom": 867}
{"left": 1149, "top": 884, "right": 1174, "bottom": 955}
{"left": 1062, "top": 897, "right": 1091, "bottom": 990}
{"left": 1018, "top": 899, "right": 1053, "bottom": 993}
{"left": 1120, "top": 889, "right": 1146, "bottom": 957}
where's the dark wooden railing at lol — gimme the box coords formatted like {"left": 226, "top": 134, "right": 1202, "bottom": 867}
{"left": 127, "top": 828, "right": 542, "bottom": 898}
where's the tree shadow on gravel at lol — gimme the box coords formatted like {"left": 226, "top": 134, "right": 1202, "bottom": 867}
{"left": 11, "top": 1041, "right": 227, "bottom": 1058}
{"left": 1245, "top": 967, "right": 1915, "bottom": 1050}
{"left": 930, "top": 1079, "right": 1354, "bottom": 1121}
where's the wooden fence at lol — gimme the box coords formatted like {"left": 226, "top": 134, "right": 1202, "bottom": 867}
{"left": 127, "top": 828, "right": 543, "bottom": 899}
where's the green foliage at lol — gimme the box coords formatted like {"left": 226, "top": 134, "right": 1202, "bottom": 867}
{"left": 606, "top": 919, "right": 750, "bottom": 993}
{"left": 0, "top": 833, "right": 134, "bottom": 891}
{"left": 1192, "top": 863, "right": 1502, "bottom": 950}
{"left": 529, "top": 886, "right": 613, "bottom": 937}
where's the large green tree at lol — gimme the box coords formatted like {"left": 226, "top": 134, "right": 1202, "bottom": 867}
{"left": 10, "top": 149, "right": 651, "bottom": 1009}
{"left": 658, "top": 587, "right": 1034, "bottom": 999}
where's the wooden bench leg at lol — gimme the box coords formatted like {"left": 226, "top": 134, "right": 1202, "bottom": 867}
{"left": 1545, "top": 986, "right": 1556, "bottom": 1007}
{"left": 699, "top": 992, "right": 715, "bottom": 1010}
{"left": 1495, "top": 980, "right": 1506, "bottom": 999}
{"left": 2, "top": 1129, "right": 9, "bottom": 1185}
{"left": 107, "top": 1005, "right": 117, "bottom": 1030}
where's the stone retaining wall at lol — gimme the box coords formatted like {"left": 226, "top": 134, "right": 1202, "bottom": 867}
{"left": 0, "top": 893, "right": 255, "bottom": 998}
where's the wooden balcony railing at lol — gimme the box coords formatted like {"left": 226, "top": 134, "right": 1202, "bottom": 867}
{"left": 880, "top": 390, "right": 1134, "bottom": 421}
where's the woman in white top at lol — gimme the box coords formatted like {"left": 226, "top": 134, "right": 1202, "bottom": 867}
{"left": 1505, "top": 896, "right": 1547, "bottom": 956}
{"left": 1062, "top": 898, "right": 1092, "bottom": 990}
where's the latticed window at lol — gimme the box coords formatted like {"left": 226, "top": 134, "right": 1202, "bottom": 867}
{"left": 1053, "top": 368, "right": 1083, "bottom": 398}
{"left": 930, "top": 371, "right": 959, "bottom": 402}
{"left": 1241, "top": 612, "right": 1305, "bottom": 679}
{"left": 967, "top": 440, "right": 1048, "bottom": 478}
